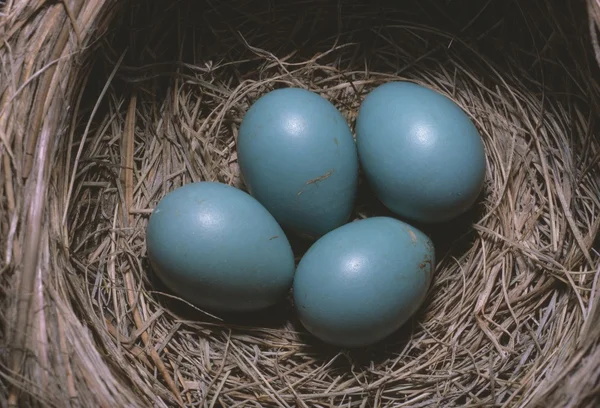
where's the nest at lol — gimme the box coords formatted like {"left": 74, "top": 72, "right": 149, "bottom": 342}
{"left": 1, "top": 0, "right": 600, "bottom": 406}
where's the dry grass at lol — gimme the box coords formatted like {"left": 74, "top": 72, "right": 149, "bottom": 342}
{"left": 1, "top": 0, "right": 600, "bottom": 407}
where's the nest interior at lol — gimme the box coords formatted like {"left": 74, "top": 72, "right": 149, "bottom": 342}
{"left": 1, "top": 0, "right": 600, "bottom": 407}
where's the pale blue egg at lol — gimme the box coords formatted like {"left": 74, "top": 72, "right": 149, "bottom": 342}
{"left": 146, "top": 181, "right": 295, "bottom": 313}
{"left": 293, "top": 217, "right": 435, "bottom": 347}
{"left": 356, "top": 82, "right": 486, "bottom": 223}
{"left": 237, "top": 88, "right": 359, "bottom": 240}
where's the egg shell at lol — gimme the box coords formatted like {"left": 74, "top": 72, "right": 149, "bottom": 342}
{"left": 356, "top": 81, "right": 486, "bottom": 223}
{"left": 237, "top": 87, "right": 359, "bottom": 240}
{"left": 292, "top": 216, "right": 435, "bottom": 348}
{"left": 146, "top": 181, "right": 296, "bottom": 313}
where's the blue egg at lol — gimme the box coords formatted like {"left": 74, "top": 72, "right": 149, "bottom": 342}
{"left": 356, "top": 82, "right": 487, "bottom": 223}
{"left": 293, "top": 217, "right": 435, "bottom": 348}
{"left": 146, "top": 182, "right": 295, "bottom": 313}
{"left": 237, "top": 88, "right": 359, "bottom": 240}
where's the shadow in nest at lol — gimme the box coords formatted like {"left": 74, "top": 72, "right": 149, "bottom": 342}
{"left": 144, "top": 257, "right": 293, "bottom": 329}
{"left": 287, "top": 304, "right": 430, "bottom": 368}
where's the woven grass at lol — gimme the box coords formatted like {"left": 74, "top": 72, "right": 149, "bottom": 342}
{"left": 1, "top": 0, "right": 600, "bottom": 406}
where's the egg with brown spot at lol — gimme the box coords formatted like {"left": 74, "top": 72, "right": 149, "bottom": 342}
{"left": 237, "top": 87, "right": 359, "bottom": 240}
{"left": 293, "top": 216, "right": 435, "bottom": 347}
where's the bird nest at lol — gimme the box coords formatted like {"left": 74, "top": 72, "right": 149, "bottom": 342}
{"left": 1, "top": 0, "right": 599, "bottom": 407}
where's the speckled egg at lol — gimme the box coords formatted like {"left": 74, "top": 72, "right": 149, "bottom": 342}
{"left": 237, "top": 87, "right": 359, "bottom": 240}
{"left": 292, "top": 216, "right": 435, "bottom": 348}
{"left": 146, "top": 181, "right": 296, "bottom": 313}
{"left": 356, "top": 81, "right": 486, "bottom": 223}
